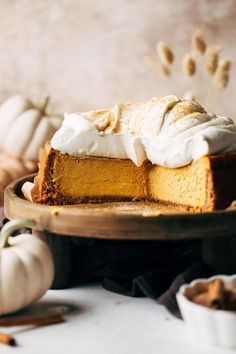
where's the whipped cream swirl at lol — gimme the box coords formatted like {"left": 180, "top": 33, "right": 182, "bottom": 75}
{"left": 51, "top": 96, "right": 236, "bottom": 168}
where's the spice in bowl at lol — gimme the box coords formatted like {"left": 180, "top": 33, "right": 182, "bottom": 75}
{"left": 191, "top": 278, "right": 236, "bottom": 311}
{"left": 177, "top": 275, "right": 236, "bottom": 348}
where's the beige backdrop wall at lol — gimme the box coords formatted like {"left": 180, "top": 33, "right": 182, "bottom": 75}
{"left": 0, "top": 0, "right": 235, "bottom": 118}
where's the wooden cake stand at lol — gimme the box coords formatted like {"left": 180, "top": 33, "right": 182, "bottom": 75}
{"left": 4, "top": 175, "right": 236, "bottom": 288}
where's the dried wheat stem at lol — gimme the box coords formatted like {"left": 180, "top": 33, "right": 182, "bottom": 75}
{"left": 156, "top": 41, "right": 174, "bottom": 65}
{"left": 207, "top": 58, "right": 232, "bottom": 110}
{"left": 219, "top": 58, "right": 231, "bottom": 72}
{"left": 145, "top": 54, "right": 171, "bottom": 78}
{"left": 191, "top": 30, "right": 206, "bottom": 54}
{"left": 215, "top": 72, "right": 229, "bottom": 89}
{"left": 158, "top": 63, "right": 170, "bottom": 77}
{"left": 206, "top": 46, "right": 221, "bottom": 75}
{"left": 183, "top": 54, "right": 196, "bottom": 76}
{"left": 214, "top": 58, "right": 232, "bottom": 89}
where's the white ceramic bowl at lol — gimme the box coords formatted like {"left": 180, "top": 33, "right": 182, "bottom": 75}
{"left": 176, "top": 274, "right": 236, "bottom": 348}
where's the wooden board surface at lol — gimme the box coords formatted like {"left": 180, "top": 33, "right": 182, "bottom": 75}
{"left": 4, "top": 175, "right": 236, "bottom": 240}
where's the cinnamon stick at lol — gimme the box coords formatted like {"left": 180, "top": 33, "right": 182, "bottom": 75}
{"left": 225, "top": 289, "right": 236, "bottom": 311}
{"left": 208, "top": 279, "right": 225, "bottom": 309}
{"left": 0, "top": 332, "right": 16, "bottom": 346}
{"left": 0, "top": 314, "right": 65, "bottom": 327}
{"left": 190, "top": 291, "right": 209, "bottom": 307}
{"left": 191, "top": 278, "right": 236, "bottom": 311}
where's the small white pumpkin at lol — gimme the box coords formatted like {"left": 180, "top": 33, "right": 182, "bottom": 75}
{"left": 0, "top": 219, "right": 54, "bottom": 316}
{"left": 0, "top": 95, "right": 62, "bottom": 162}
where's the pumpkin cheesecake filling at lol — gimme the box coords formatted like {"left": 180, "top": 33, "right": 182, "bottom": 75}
{"left": 32, "top": 142, "right": 148, "bottom": 204}
{"left": 31, "top": 96, "right": 236, "bottom": 211}
{"left": 32, "top": 142, "right": 236, "bottom": 211}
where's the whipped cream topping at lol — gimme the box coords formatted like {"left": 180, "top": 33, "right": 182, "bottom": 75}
{"left": 51, "top": 96, "right": 236, "bottom": 168}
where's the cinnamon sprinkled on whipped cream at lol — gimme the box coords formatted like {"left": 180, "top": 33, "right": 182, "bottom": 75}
{"left": 51, "top": 96, "right": 236, "bottom": 168}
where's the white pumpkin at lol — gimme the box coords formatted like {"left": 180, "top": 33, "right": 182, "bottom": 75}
{"left": 0, "top": 95, "right": 62, "bottom": 162}
{"left": 0, "top": 219, "right": 54, "bottom": 316}
{"left": 0, "top": 153, "right": 37, "bottom": 205}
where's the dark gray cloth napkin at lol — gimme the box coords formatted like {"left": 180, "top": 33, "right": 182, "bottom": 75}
{"left": 70, "top": 237, "right": 204, "bottom": 317}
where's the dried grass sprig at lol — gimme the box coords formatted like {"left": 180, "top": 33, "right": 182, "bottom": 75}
{"left": 219, "top": 58, "right": 231, "bottom": 72}
{"left": 150, "top": 28, "right": 232, "bottom": 111}
{"left": 206, "top": 46, "right": 221, "bottom": 75}
{"left": 145, "top": 54, "right": 170, "bottom": 78}
{"left": 214, "top": 58, "right": 232, "bottom": 89}
{"left": 158, "top": 63, "right": 170, "bottom": 77}
{"left": 191, "top": 30, "right": 206, "bottom": 54}
{"left": 156, "top": 41, "right": 174, "bottom": 65}
{"left": 183, "top": 54, "right": 196, "bottom": 76}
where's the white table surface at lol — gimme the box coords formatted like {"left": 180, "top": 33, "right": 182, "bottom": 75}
{"left": 1, "top": 284, "right": 235, "bottom": 354}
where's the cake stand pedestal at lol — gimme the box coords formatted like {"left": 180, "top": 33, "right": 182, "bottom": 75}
{"left": 4, "top": 175, "right": 236, "bottom": 289}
